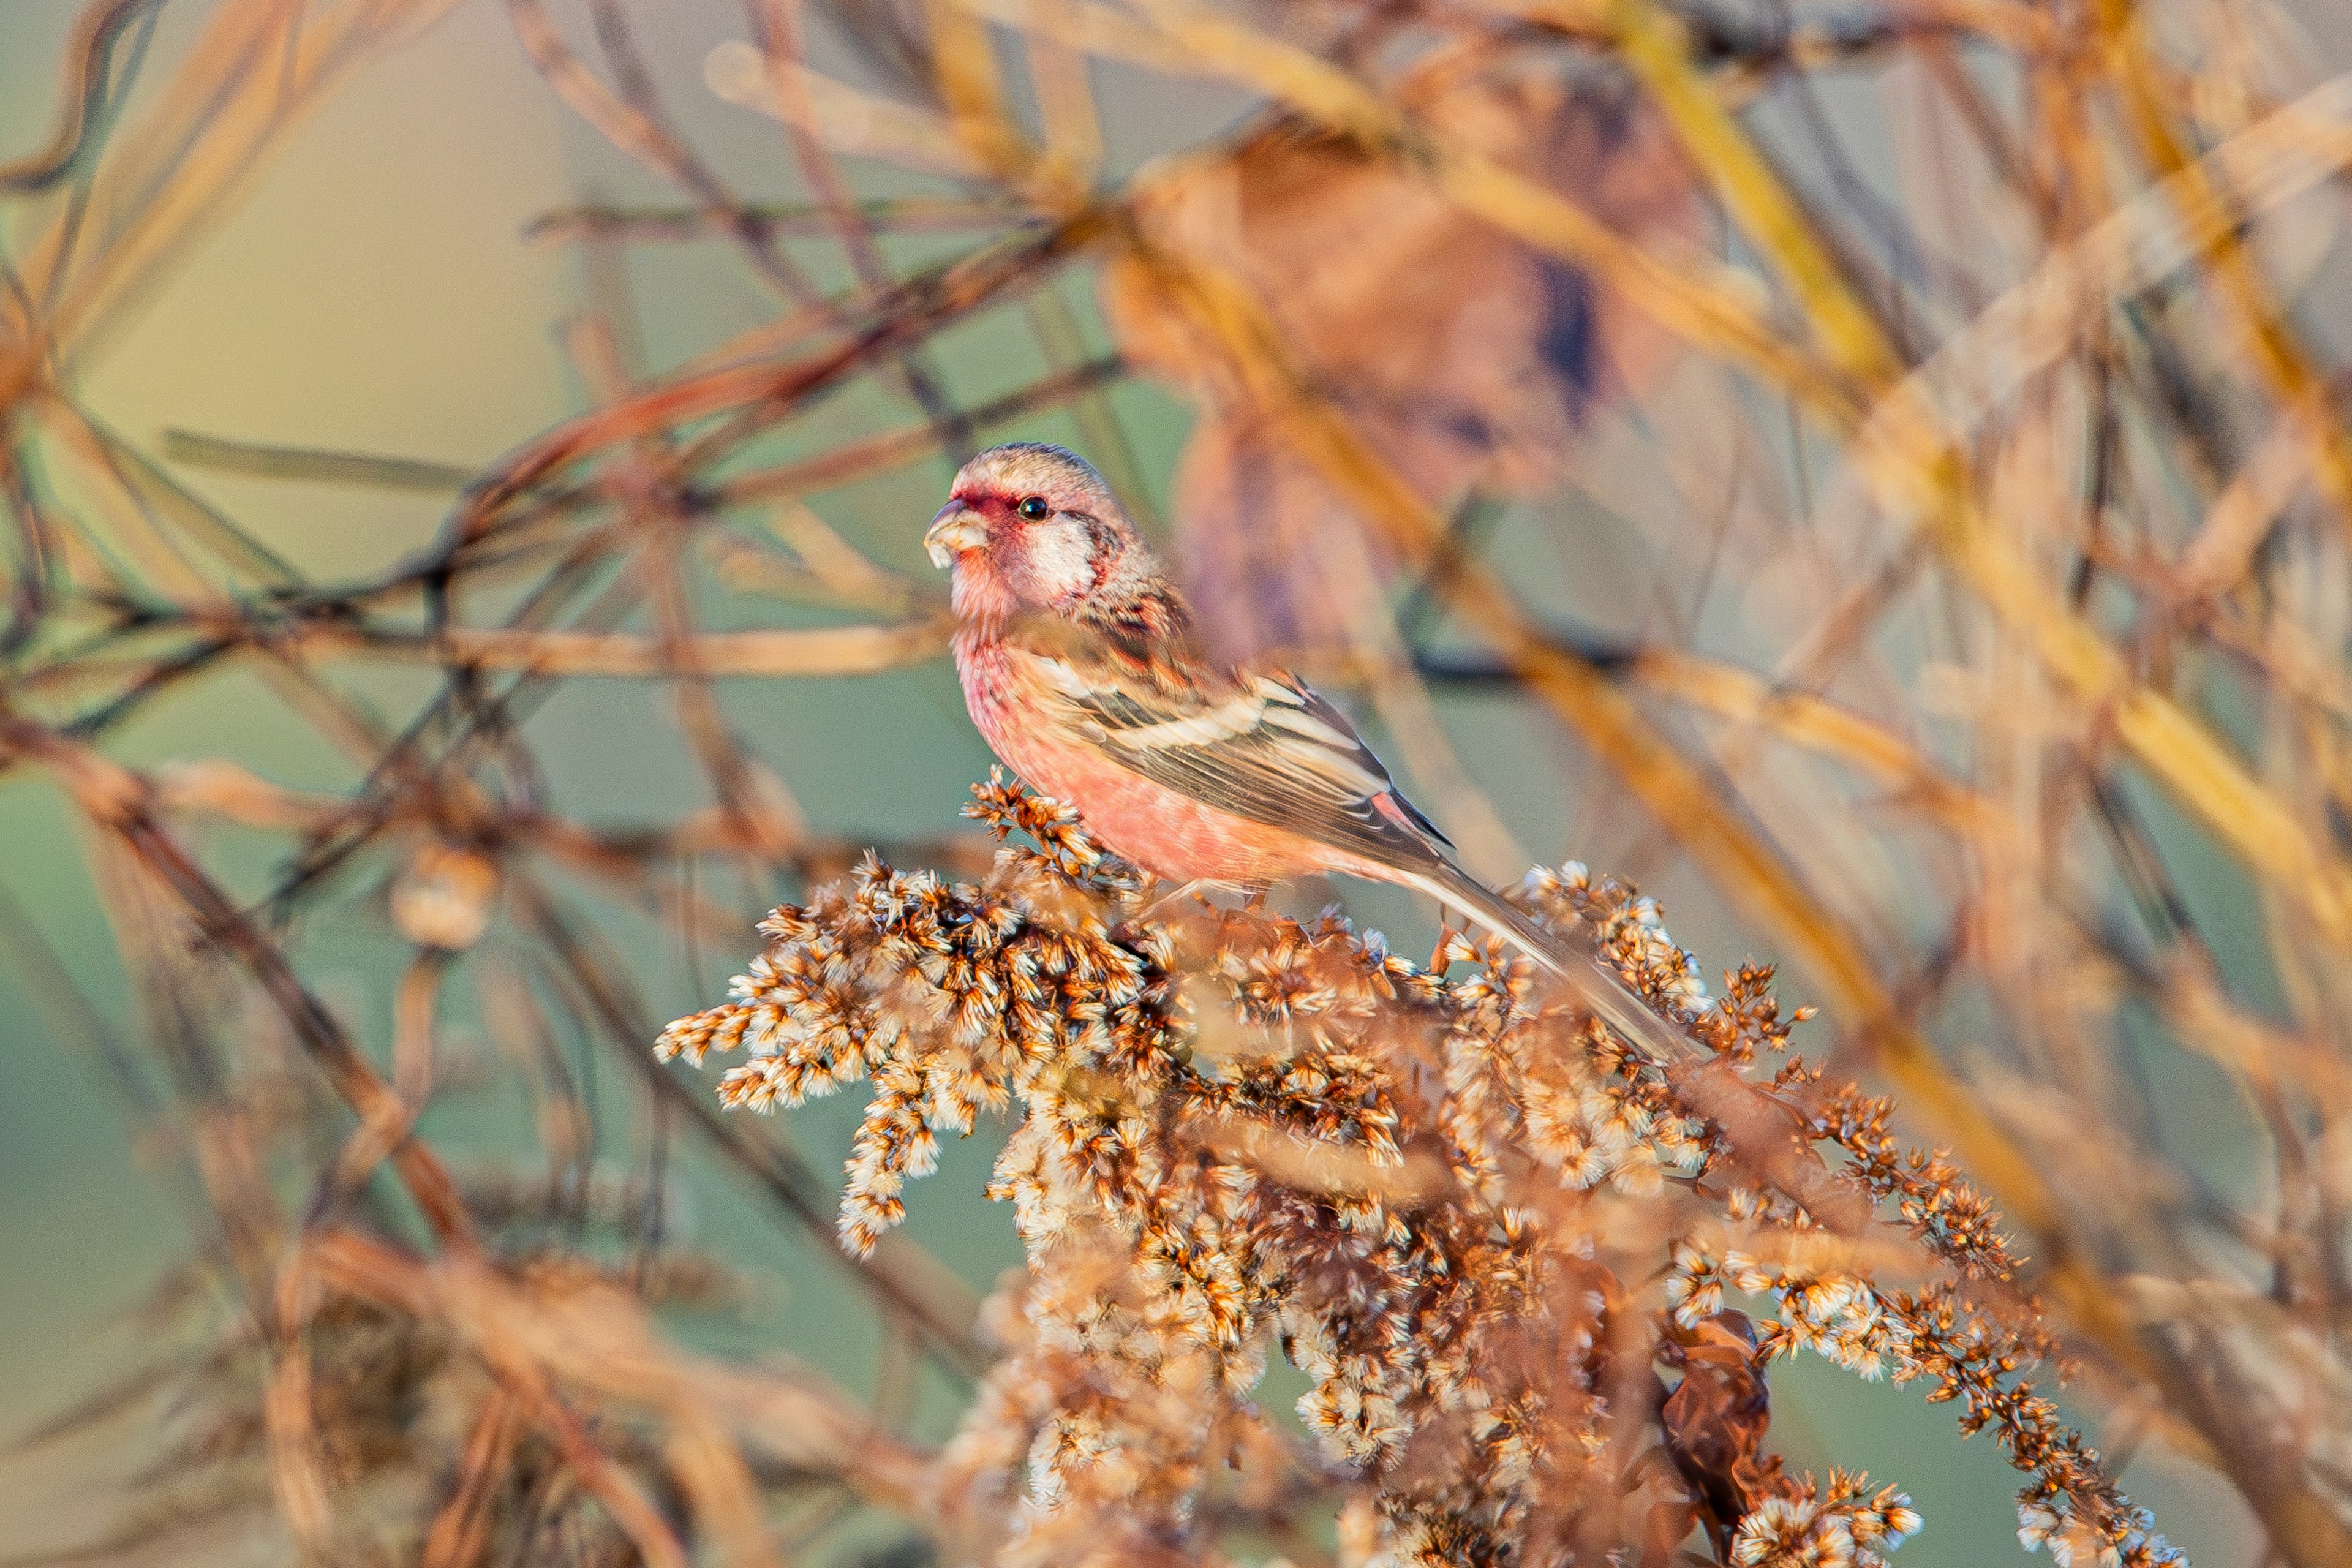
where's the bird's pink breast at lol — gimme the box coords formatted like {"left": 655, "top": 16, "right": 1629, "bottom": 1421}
{"left": 954, "top": 635, "right": 1371, "bottom": 887}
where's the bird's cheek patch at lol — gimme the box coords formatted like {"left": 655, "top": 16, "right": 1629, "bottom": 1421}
{"left": 1013, "top": 521, "right": 1098, "bottom": 603}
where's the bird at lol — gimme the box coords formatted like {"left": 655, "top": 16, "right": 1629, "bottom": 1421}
{"left": 924, "top": 441, "right": 1697, "bottom": 1069}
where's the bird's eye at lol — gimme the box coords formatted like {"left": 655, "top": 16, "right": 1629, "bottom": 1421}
{"left": 1016, "top": 496, "right": 1050, "bottom": 521}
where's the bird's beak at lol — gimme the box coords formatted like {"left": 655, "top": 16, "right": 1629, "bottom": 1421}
{"left": 924, "top": 499, "right": 984, "bottom": 568}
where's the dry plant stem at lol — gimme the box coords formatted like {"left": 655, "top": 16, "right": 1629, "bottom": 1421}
{"left": 159, "top": 428, "right": 481, "bottom": 491}
{"left": 0, "top": 718, "right": 696, "bottom": 1568}
{"left": 1599, "top": 25, "right": 2352, "bottom": 1549}
{"left": 3, "top": 717, "right": 473, "bottom": 1244}
{"left": 522, "top": 195, "right": 1028, "bottom": 244}
{"left": 2090, "top": 0, "right": 2352, "bottom": 537}
{"left": 1027, "top": 27, "right": 1107, "bottom": 184}
{"left": 306, "top": 1227, "right": 937, "bottom": 1513}
{"left": 1610, "top": 0, "right": 2352, "bottom": 949}
{"left": 1023, "top": 290, "right": 1155, "bottom": 525}
{"left": 138, "top": 756, "right": 993, "bottom": 925}
{"left": 666, "top": 1418, "right": 788, "bottom": 1568}
{"left": 752, "top": 0, "right": 886, "bottom": 279}
{"left": 263, "top": 1256, "right": 336, "bottom": 1556}
{"left": 34, "top": 392, "right": 219, "bottom": 605}
{"left": 1623, "top": 649, "right": 1986, "bottom": 831}
{"left": 508, "top": 0, "right": 824, "bottom": 307}
{"left": 202, "top": 617, "right": 957, "bottom": 682}
{"left": 0, "top": 0, "right": 160, "bottom": 192}
{"left": 451, "top": 208, "right": 1110, "bottom": 540}
{"left": 712, "top": 355, "right": 1126, "bottom": 505}
{"left": 307, "top": 950, "right": 451, "bottom": 1224}
{"left": 723, "top": 0, "right": 975, "bottom": 440}
{"left": 419, "top": 1386, "right": 522, "bottom": 1568}
{"left": 15, "top": 0, "right": 467, "bottom": 355}
{"left": 573, "top": 307, "right": 816, "bottom": 872}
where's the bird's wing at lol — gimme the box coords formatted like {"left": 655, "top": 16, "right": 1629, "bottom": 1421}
{"left": 1005, "top": 628, "right": 1453, "bottom": 869}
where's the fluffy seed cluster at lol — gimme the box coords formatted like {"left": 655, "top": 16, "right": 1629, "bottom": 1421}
{"left": 657, "top": 779, "right": 2182, "bottom": 1568}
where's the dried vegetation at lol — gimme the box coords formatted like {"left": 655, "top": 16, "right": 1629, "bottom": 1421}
{"left": 0, "top": 0, "right": 2348, "bottom": 1564}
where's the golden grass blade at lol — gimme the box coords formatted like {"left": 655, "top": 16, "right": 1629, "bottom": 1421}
{"left": 1611, "top": 0, "right": 2352, "bottom": 949}
{"left": 2092, "top": 0, "right": 2352, "bottom": 537}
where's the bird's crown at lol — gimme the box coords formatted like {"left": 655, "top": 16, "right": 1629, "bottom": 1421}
{"left": 950, "top": 443, "right": 1121, "bottom": 519}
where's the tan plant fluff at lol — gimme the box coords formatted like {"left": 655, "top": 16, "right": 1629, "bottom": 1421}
{"left": 659, "top": 779, "right": 2181, "bottom": 1568}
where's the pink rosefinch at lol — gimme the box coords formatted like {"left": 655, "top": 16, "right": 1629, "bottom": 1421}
{"left": 925, "top": 442, "right": 1692, "bottom": 1065}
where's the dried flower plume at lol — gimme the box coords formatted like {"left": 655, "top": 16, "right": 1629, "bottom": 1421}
{"left": 660, "top": 780, "right": 2184, "bottom": 1568}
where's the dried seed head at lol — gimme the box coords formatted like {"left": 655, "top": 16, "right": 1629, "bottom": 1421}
{"left": 663, "top": 783, "right": 2180, "bottom": 1568}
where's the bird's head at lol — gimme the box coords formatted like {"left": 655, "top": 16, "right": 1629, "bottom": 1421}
{"left": 925, "top": 443, "right": 1156, "bottom": 617}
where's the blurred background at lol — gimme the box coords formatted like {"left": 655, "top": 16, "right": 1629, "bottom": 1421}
{"left": 2, "top": 0, "right": 2349, "bottom": 1562}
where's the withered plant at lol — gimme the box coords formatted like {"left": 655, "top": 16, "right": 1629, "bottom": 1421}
{"left": 658, "top": 779, "right": 2176, "bottom": 1568}
{"left": 0, "top": 0, "right": 2346, "bottom": 1563}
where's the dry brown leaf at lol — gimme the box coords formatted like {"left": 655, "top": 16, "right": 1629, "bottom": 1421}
{"left": 1104, "top": 58, "right": 1698, "bottom": 664}
{"left": 1660, "top": 1310, "right": 1789, "bottom": 1556}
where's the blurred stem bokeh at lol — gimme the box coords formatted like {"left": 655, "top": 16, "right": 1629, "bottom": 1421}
{"left": 1, "top": 0, "right": 2348, "bottom": 1564}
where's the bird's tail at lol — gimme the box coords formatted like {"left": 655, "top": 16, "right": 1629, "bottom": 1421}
{"left": 1392, "top": 858, "right": 1700, "bottom": 1072}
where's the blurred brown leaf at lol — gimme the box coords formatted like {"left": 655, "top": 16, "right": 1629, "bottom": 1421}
{"left": 1104, "top": 58, "right": 1698, "bottom": 665}
{"left": 1661, "top": 1310, "right": 1787, "bottom": 1558}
